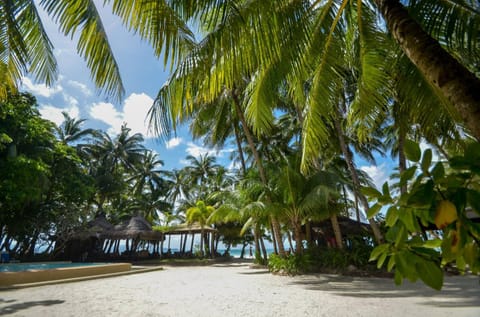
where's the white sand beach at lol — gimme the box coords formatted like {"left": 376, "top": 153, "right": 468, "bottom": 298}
{"left": 0, "top": 261, "right": 479, "bottom": 317}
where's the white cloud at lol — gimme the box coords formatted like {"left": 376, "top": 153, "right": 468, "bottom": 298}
{"left": 89, "top": 92, "right": 154, "bottom": 137}
{"left": 21, "top": 77, "right": 62, "bottom": 98}
{"left": 360, "top": 163, "right": 389, "bottom": 190}
{"left": 39, "top": 104, "right": 80, "bottom": 126}
{"left": 185, "top": 142, "right": 212, "bottom": 157}
{"left": 67, "top": 80, "right": 92, "bottom": 96}
{"left": 166, "top": 137, "right": 183, "bottom": 149}
{"left": 227, "top": 159, "right": 241, "bottom": 171}
{"left": 123, "top": 93, "right": 154, "bottom": 138}
{"left": 183, "top": 142, "right": 234, "bottom": 162}
{"left": 62, "top": 93, "right": 79, "bottom": 107}
{"left": 89, "top": 102, "right": 124, "bottom": 135}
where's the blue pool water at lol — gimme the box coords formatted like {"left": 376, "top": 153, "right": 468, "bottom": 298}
{"left": 0, "top": 262, "right": 105, "bottom": 273}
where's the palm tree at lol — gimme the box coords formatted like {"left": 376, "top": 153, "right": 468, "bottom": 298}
{"left": 81, "top": 124, "right": 146, "bottom": 213}
{"left": 186, "top": 200, "right": 215, "bottom": 256}
{"left": 0, "top": 0, "right": 196, "bottom": 101}
{"left": 184, "top": 154, "right": 220, "bottom": 189}
{"left": 3, "top": 1, "right": 479, "bottom": 138}
{"left": 128, "top": 150, "right": 166, "bottom": 196}
{"left": 55, "top": 112, "right": 98, "bottom": 145}
{"left": 163, "top": 169, "right": 191, "bottom": 207}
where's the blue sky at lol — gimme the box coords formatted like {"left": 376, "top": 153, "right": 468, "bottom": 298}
{"left": 22, "top": 3, "right": 238, "bottom": 172}
{"left": 22, "top": 3, "right": 394, "bottom": 191}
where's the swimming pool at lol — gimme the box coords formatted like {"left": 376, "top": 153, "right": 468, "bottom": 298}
{"left": 0, "top": 262, "right": 105, "bottom": 272}
{"left": 0, "top": 262, "right": 132, "bottom": 286}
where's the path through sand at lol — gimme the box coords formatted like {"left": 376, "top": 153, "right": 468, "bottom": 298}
{"left": 0, "top": 261, "right": 479, "bottom": 316}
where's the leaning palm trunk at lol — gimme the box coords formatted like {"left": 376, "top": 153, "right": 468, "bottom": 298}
{"left": 375, "top": 0, "right": 480, "bottom": 140}
{"left": 200, "top": 229, "right": 204, "bottom": 256}
{"left": 330, "top": 213, "right": 344, "bottom": 249}
{"left": 333, "top": 109, "right": 383, "bottom": 243}
{"left": 232, "top": 91, "right": 286, "bottom": 256}
{"left": 259, "top": 233, "right": 269, "bottom": 261}
{"left": 253, "top": 226, "right": 261, "bottom": 261}
{"left": 293, "top": 219, "right": 303, "bottom": 255}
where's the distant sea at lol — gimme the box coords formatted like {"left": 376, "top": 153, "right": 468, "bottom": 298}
{"left": 34, "top": 242, "right": 275, "bottom": 259}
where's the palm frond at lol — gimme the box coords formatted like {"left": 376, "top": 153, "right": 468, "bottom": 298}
{"left": 109, "top": 0, "right": 196, "bottom": 67}
{"left": 17, "top": 1, "right": 57, "bottom": 85}
{"left": 40, "top": 0, "right": 124, "bottom": 102}
{"left": 347, "top": 0, "right": 391, "bottom": 143}
{"left": 407, "top": 0, "right": 480, "bottom": 72}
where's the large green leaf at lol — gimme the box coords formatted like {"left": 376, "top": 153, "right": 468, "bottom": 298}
{"left": 404, "top": 140, "right": 421, "bottom": 162}
{"left": 367, "top": 203, "right": 382, "bottom": 218}
{"left": 416, "top": 257, "right": 443, "bottom": 290}
{"left": 421, "top": 148, "right": 432, "bottom": 173}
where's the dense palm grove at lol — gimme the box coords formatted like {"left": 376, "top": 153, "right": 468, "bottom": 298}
{"left": 1, "top": 0, "right": 480, "bottom": 290}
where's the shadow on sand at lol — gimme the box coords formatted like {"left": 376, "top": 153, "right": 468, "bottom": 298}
{"left": 0, "top": 299, "right": 65, "bottom": 315}
{"left": 289, "top": 274, "right": 480, "bottom": 308}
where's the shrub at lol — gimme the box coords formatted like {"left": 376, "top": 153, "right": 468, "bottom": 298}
{"left": 268, "top": 253, "right": 312, "bottom": 275}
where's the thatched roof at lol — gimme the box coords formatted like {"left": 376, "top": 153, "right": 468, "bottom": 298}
{"left": 74, "top": 215, "right": 164, "bottom": 241}
{"left": 306, "top": 216, "right": 371, "bottom": 237}
{"left": 89, "top": 215, "right": 115, "bottom": 231}
{"left": 109, "top": 216, "right": 164, "bottom": 240}
{"left": 161, "top": 222, "right": 217, "bottom": 235}
{"left": 72, "top": 215, "right": 114, "bottom": 239}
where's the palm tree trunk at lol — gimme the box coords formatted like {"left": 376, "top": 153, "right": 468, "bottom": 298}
{"left": 397, "top": 122, "right": 407, "bottom": 195}
{"left": 233, "top": 123, "right": 247, "bottom": 175}
{"left": 305, "top": 220, "right": 312, "bottom": 247}
{"left": 232, "top": 90, "right": 286, "bottom": 256}
{"left": 330, "top": 213, "right": 344, "bottom": 249}
{"left": 293, "top": 220, "right": 303, "bottom": 255}
{"left": 333, "top": 109, "right": 383, "bottom": 244}
{"left": 286, "top": 230, "right": 294, "bottom": 253}
{"left": 182, "top": 233, "right": 188, "bottom": 253}
{"left": 200, "top": 229, "right": 204, "bottom": 256}
{"left": 375, "top": 0, "right": 480, "bottom": 141}
{"left": 259, "top": 234, "right": 268, "bottom": 261}
{"left": 270, "top": 223, "right": 278, "bottom": 255}
{"left": 254, "top": 226, "right": 261, "bottom": 260}
{"left": 190, "top": 233, "right": 195, "bottom": 253}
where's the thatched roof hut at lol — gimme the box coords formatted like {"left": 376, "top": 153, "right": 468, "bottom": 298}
{"left": 305, "top": 216, "right": 371, "bottom": 238}
{"left": 162, "top": 222, "right": 217, "bottom": 235}
{"left": 72, "top": 215, "right": 163, "bottom": 241}
{"left": 110, "top": 216, "right": 164, "bottom": 240}
{"left": 72, "top": 214, "right": 114, "bottom": 239}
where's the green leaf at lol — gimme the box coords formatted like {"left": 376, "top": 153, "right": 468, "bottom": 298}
{"left": 398, "top": 208, "right": 420, "bottom": 232}
{"left": 369, "top": 244, "right": 389, "bottom": 262}
{"left": 407, "top": 180, "right": 434, "bottom": 208}
{"left": 456, "top": 255, "right": 466, "bottom": 273}
{"left": 385, "top": 206, "right": 398, "bottom": 227}
{"left": 387, "top": 255, "right": 395, "bottom": 272}
{"left": 362, "top": 186, "right": 382, "bottom": 199}
{"left": 416, "top": 258, "right": 443, "bottom": 290}
{"left": 394, "top": 270, "right": 403, "bottom": 285}
{"left": 377, "top": 252, "right": 387, "bottom": 269}
{"left": 431, "top": 162, "right": 445, "bottom": 182}
{"left": 467, "top": 190, "right": 480, "bottom": 214}
{"left": 423, "top": 239, "right": 442, "bottom": 249}
{"left": 400, "top": 166, "right": 417, "bottom": 186}
{"left": 395, "top": 251, "right": 418, "bottom": 282}
{"left": 367, "top": 203, "right": 382, "bottom": 219}
{"left": 378, "top": 182, "right": 392, "bottom": 204}
{"left": 421, "top": 149, "right": 432, "bottom": 174}
{"left": 465, "top": 143, "right": 480, "bottom": 162}
{"left": 404, "top": 140, "right": 421, "bottom": 162}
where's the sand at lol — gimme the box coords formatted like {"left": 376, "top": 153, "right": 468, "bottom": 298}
{"left": 0, "top": 261, "right": 479, "bottom": 317}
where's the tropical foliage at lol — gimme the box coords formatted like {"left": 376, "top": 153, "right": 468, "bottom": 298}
{"left": 1, "top": 0, "right": 479, "bottom": 291}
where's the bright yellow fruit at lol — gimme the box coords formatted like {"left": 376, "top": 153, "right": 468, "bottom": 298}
{"left": 434, "top": 200, "right": 458, "bottom": 229}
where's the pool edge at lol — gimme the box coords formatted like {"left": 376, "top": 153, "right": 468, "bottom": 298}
{"left": 0, "top": 264, "right": 163, "bottom": 290}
